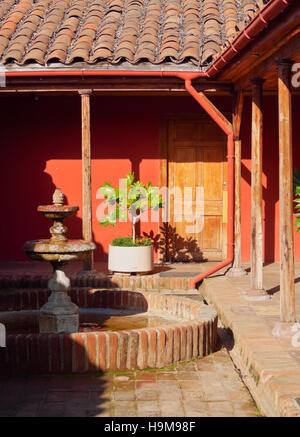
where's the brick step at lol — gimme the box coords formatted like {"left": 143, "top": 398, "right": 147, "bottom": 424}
{"left": 0, "top": 273, "right": 197, "bottom": 291}
{"left": 0, "top": 290, "right": 217, "bottom": 375}
{"left": 0, "top": 287, "right": 201, "bottom": 312}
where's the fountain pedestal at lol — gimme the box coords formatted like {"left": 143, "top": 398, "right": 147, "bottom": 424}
{"left": 39, "top": 262, "right": 79, "bottom": 333}
{"left": 23, "top": 188, "right": 96, "bottom": 334}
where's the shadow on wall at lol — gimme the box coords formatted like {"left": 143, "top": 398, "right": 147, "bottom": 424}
{"left": 0, "top": 95, "right": 96, "bottom": 262}
{"left": 158, "top": 223, "right": 206, "bottom": 262}
{"left": 0, "top": 94, "right": 168, "bottom": 262}
{"left": 5, "top": 93, "right": 287, "bottom": 263}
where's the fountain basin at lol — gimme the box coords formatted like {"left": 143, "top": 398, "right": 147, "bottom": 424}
{"left": 0, "top": 289, "right": 218, "bottom": 375}
{"left": 23, "top": 239, "right": 96, "bottom": 263}
{"left": 37, "top": 204, "right": 79, "bottom": 221}
{"left": 1, "top": 309, "right": 181, "bottom": 334}
{"left": 23, "top": 238, "right": 96, "bottom": 334}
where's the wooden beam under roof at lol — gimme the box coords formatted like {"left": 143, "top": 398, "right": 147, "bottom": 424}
{"left": 218, "top": 3, "right": 300, "bottom": 89}
{"left": 236, "top": 31, "right": 300, "bottom": 90}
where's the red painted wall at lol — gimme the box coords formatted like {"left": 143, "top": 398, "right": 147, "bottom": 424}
{"left": 0, "top": 94, "right": 299, "bottom": 263}
{"left": 240, "top": 95, "right": 300, "bottom": 262}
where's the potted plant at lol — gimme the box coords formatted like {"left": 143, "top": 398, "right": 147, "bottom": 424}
{"left": 98, "top": 172, "right": 163, "bottom": 273}
{"left": 294, "top": 168, "right": 300, "bottom": 234}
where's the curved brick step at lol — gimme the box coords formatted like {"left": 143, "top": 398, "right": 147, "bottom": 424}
{"left": 0, "top": 287, "right": 200, "bottom": 311}
{"left": 0, "top": 273, "right": 195, "bottom": 291}
{"left": 0, "top": 290, "right": 217, "bottom": 375}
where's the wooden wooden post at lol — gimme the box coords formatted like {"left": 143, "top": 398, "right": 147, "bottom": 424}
{"left": 227, "top": 90, "right": 247, "bottom": 277}
{"left": 278, "top": 60, "right": 295, "bottom": 323}
{"left": 250, "top": 78, "right": 265, "bottom": 293}
{"left": 79, "top": 89, "right": 94, "bottom": 271}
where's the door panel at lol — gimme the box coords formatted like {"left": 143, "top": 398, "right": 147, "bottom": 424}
{"left": 167, "top": 118, "right": 226, "bottom": 261}
{"left": 202, "top": 216, "right": 221, "bottom": 250}
{"left": 203, "top": 148, "right": 223, "bottom": 200}
{"left": 175, "top": 122, "right": 199, "bottom": 141}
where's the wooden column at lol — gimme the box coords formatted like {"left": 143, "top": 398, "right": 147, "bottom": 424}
{"left": 250, "top": 79, "right": 265, "bottom": 292}
{"left": 227, "top": 90, "right": 247, "bottom": 277}
{"left": 278, "top": 60, "right": 295, "bottom": 323}
{"left": 79, "top": 89, "right": 94, "bottom": 271}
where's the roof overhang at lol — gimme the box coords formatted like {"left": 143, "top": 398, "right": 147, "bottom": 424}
{"left": 215, "top": 0, "right": 300, "bottom": 91}
{"left": 0, "top": 0, "right": 298, "bottom": 94}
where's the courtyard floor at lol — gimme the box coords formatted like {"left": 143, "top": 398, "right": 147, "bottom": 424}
{"left": 0, "top": 348, "right": 259, "bottom": 417}
{"left": 1, "top": 261, "right": 300, "bottom": 416}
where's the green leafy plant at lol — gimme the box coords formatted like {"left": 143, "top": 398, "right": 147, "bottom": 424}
{"left": 98, "top": 172, "right": 163, "bottom": 244}
{"left": 111, "top": 236, "right": 152, "bottom": 247}
{"left": 294, "top": 168, "right": 300, "bottom": 233}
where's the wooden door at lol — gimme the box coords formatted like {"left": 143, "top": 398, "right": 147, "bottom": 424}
{"left": 165, "top": 117, "right": 227, "bottom": 261}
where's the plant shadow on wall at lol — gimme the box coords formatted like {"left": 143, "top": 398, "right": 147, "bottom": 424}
{"left": 158, "top": 223, "right": 206, "bottom": 262}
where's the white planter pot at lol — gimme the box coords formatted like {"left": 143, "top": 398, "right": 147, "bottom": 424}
{"left": 108, "top": 244, "right": 154, "bottom": 273}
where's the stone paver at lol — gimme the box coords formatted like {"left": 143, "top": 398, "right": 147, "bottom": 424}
{"left": 202, "top": 262, "right": 300, "bottom": 417}
{"left": 0, "top": 349, "right": 259, "bottom": 417}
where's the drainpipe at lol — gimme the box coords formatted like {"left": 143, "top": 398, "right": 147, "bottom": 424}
{"left": 4, "top": 70, "right": 206, "bottom": 81}
{"left": 184, "top": 80, "right": 234, "bottom": 289}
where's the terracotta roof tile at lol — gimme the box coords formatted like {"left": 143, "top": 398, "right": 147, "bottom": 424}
{"left": 0, "top": 0, "right": 272, "bottom": 67}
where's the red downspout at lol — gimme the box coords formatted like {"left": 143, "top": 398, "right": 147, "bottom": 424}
{"left": 4, "top": 70, "right": 206, "bottom": 81}
{"left": 184, "top": 80, "right": 234, "bottom": 288}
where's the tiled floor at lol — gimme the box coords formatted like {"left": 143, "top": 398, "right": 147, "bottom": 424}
{"left": 0, "top": 349, "right": 259, "bottom": 417}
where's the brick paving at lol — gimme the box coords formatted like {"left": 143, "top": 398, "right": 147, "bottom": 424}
{"left": 0, "top": 349, "right": 259, "bottom": 417}
{"left": 202, "top": 262, "right": 300, "bottom": 417}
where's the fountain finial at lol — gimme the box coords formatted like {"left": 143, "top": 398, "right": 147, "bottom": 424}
{"left": 53, "top": 188, "right": 64, "bottom": 206}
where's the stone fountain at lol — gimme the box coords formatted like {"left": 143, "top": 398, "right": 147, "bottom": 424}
{"left": 23, "top": 188, "right": 96, "bottom": 334}
{"left": 0, "top": 189, "right": 218, "bottom": 376}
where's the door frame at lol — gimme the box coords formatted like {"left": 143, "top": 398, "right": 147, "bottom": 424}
{"left": 159, "top": 113, "right": 228, "bottom": 262}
